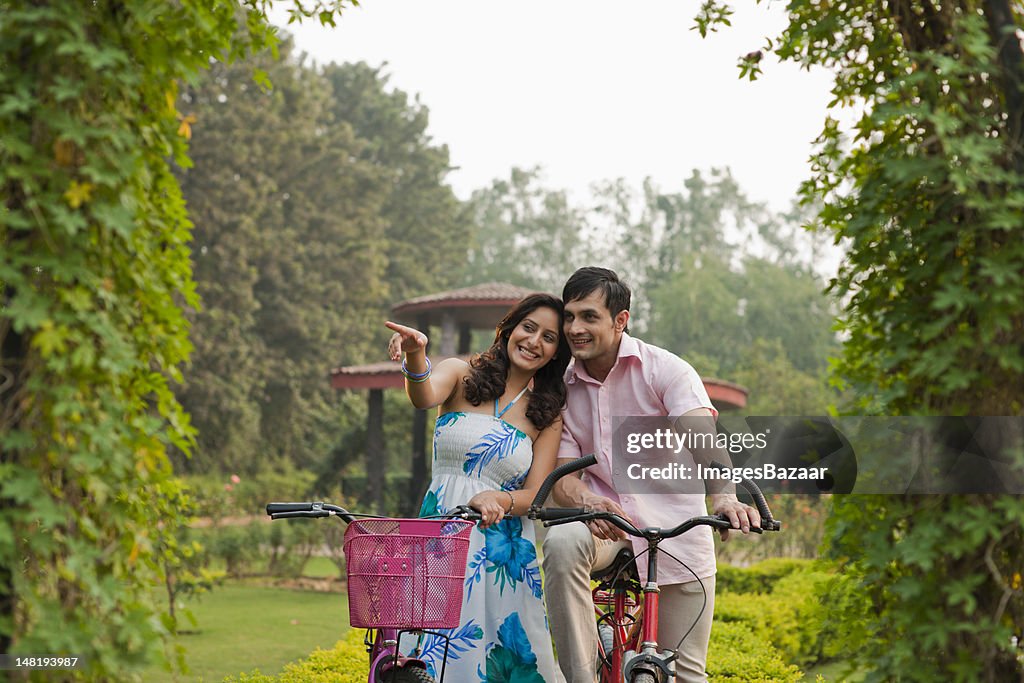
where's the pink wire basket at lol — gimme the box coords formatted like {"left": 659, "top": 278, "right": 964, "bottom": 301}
{"left": 343, "top": 518, "right": 475, "bottom": 629}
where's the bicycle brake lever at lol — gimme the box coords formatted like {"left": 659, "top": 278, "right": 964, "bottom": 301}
{"left": 451, "top": 505, "right": 483, "bottom": 521}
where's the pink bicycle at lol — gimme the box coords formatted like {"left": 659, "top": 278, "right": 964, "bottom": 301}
{"left": 265, "top": 501, "right": 481, "bottom": 682}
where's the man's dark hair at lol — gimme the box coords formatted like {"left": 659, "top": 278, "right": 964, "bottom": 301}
{"left": 562, "top": 267, "right": 631, "bottom": 329}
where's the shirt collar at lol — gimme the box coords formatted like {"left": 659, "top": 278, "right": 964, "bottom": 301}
{"left": 566, "top": 333, "right": 640, "bottom": 385}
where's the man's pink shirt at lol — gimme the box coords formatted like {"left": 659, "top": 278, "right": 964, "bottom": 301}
{"left": 558, "top": 333, "right": 718, "bottom": 583}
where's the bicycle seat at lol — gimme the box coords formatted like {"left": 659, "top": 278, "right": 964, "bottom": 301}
{"left": 591, "top": 547, "right": 639, "bottom": 582}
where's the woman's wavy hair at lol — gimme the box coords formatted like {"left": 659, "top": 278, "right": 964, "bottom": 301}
{"left": 463, "top": 293, "right": 570, "bottom": 431}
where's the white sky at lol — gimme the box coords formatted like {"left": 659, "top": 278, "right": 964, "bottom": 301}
{"left": 271, "top": 0, "right": 837, "bottom": 212}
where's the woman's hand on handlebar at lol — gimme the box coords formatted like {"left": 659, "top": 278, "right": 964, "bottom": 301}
{"left": 710, "top": 492, "right": 761, "bottom": 541}
{"left": 467, "top": 490, "right": 512, "bottom": 529}
{"left": 581, "top": 494, "right": 633, "bottom": 541}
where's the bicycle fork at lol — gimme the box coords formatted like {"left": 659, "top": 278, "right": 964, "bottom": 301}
{"left": 367, "top": 627, "right": 457, "bottom": 682}
{"left": 621, "top": 542, "right": 677, "bottom": 682}
{"left": 366, "top": 628, "right": 426, "bottom": 681}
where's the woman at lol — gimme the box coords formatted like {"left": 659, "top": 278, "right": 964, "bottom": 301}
{"left": 386, "top": 293, "right": 569, "bottom": 683}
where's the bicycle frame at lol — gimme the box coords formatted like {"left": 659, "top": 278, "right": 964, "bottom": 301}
{"left": 593, "top": 542, "right": 684, "bottom": 683}
{"left": 594, "top": 566, "right": 643, "bottom": 683}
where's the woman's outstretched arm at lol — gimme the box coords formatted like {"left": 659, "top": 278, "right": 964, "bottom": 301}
{"left": 385, "top": 321, "right": 464, "bottom": 410}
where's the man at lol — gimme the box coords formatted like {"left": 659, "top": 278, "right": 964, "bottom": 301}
{"left": 543, "top": 266, "right": 759, "bottom": 683}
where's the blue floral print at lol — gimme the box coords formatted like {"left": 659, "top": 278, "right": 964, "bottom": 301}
{"left": 418, "top": 485, "right": 444, "bottom": 517}
{"left": 464, "top": 421, "right": 526, "bottom": 476}
{"left": 478, "top": 613, "right": 544, "bottom": 683}
{"left": 483, "top": 517, "right": 543, "bottom": 599}
{"left": 500, "top": 470, "right": 528, "bottom": 492}
{"left": 419, "top": 411, "right": 557, "bottom": 681}
{"left": 420, "top": 620, "right": 483, "bottom": 679}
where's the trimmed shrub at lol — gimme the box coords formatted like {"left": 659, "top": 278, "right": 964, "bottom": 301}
{"left": 188, "top": 466, "right": 318, "bottom": 523}
{"left": 201, "top": 523, "right": 266, "bottom": 577}
{"left": 716, "top": 571, "right": 830, "bottom": 666}
{"left": 223, "top": 619, "right": 806, "bottom": 682}
{"left": 715, "top": 561, "right": 866, "bottom": 670}
{"left": 706, "top": 621, "right": 804, "bottom": 682}
{"left": 715, "top": 557, "right": 813, "bottom": 594}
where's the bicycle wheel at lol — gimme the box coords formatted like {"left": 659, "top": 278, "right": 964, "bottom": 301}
{"left": 377, "top": 664, "right": 434, "bottom": 683}
{"left": 598, "top": 623, "right": 615, "bottom": 656}
{"left": 629, "top": 672, "right": 657, "bottom": 683}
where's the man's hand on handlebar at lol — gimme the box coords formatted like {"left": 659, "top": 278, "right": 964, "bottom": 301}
{"left": 710, "top": 492, "right": 761, "bottom": 541}
{"left": 580, "top": 493, "right": 633, "bottom": 541}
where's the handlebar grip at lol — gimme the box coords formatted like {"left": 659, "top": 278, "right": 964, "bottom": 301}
{"left": 712, "top": 513, "right": 764, "bottom": 534}
{"left": 531, "top": 454, "right": 597, "bottom": 509}
{"left": 267, "top": 502, "right": 317, "bottom": 514}
{"left": 532, "top": 507, "right": 590, "bottom": 522}
{"left": 708, "top": 461, "right": 781, "bottom": 532}
{"left": 267, "top": 501, "right": 354, "bottom": 523}
{"left": 270, "top": 510, "right": 329, "bottom": 520}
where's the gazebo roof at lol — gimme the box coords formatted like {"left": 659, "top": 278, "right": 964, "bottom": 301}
{"left": 329, "top": 356, "right": 470, "bottom": 391}
{"left": 330, "top": 359, "right": 749, "bottom": 410}
{"left": 700, "top": 377, "right": 749, "bottom": 411}
{"left": 391, "top": 282, "right": 539, "bottom": 328}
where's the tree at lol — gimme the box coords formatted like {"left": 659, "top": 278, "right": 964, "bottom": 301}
{"left": 586, "top": 168, "right": 839, "bottom": 381}
{"left": 322, "top": 61, "right": 471, "bottom": 303}
{"left": 463, "top": 166, "right": 592, "bottom": 292}
{"left": 697, "top": 1, "right": 1024, "bottom": 678}
{"left": 0, "top": 1, "right": 355, "bottom": 678}
{"left": 730, "top": 339, "right": 832, "bottom": 415}
{"left": 176, "top": 35, "right": 390, "bottom": 472}
{"left": 175, "top": 49, "right": 471, "bottom": 474}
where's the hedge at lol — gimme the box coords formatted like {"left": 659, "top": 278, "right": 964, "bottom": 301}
{"left": 220, "top": 559, "right": 849, "bottom": 681}
{"left": 706, "top": 621, "right": 804, "bottom": 682}
{"left": 194, "top": 519, "right": 334, "bottom": 579}
{"left": 221, "top": 611, "right": 810, "bottom": 682}
{"left": 714, "top": 557, "right": 813, "bottom": 594}
{"left": 716, "top": 571, "right": 830, "bottom": 666}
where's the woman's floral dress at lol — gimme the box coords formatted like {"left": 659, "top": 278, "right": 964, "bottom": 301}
{"left": 417, "top": 410, "right": 558, "bottom": 682}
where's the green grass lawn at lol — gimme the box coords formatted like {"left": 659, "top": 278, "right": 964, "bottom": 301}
{"left": 304, "top": 555, "right": 342, "bottom": 578}
{"left": 144, "top": 583, "right": 350, "bottom": 682}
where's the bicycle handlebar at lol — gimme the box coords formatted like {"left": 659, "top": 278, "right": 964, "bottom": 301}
{"left": 266, "top": 501, "right": 354, "bottom": 523}
{"left": 265, "top": 502, "right": 483, "bottom": 525}
{"left": 535, "top": 506, "right": 590, "bottom": 522}
{"left": 534, "top": 508, "right": 764, "bottom": 540}
{"left": 708, "top": 460, "right": 781, "bottom": 531}
{"left": 529, "top": 453, "right": 597, "bottom": 509}
{"left": 527, "top": 455, "right": 782, "bottom": 536}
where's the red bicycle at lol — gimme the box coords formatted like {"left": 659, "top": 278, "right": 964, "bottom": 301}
{"left": 528, "top": 455, "right": 781, "bottom": 683}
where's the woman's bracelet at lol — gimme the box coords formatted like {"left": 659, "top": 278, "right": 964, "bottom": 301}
{"left": 401, "top": 357, "right": 431, "bottom": 382}
{"left": 503, "top": 491, "right": 515, "bottom": 515}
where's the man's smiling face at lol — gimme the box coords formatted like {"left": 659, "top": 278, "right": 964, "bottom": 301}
{"left": 563, "top": 290, "right": 626, "bottom": 366}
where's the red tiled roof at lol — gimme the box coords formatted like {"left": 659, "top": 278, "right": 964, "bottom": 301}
{"left": 391, "top": 282, "right": 538, "bottom": 314}
{"left": 329, "top": 356, "right": 473, "bottom": 390}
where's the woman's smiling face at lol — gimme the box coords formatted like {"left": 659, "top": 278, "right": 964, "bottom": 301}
{"left": 506, "top": 306, "right": 561, "bottom": 372}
